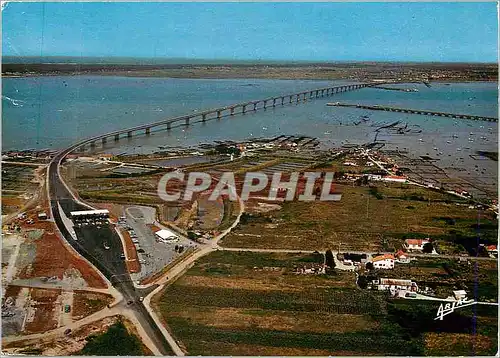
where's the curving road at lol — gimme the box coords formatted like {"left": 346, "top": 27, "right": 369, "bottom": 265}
{"left": 45, "top": 82, "right": 371, "bottom": 354}
{"left": 47, "top": 148, "right": 174, "bottom": 355}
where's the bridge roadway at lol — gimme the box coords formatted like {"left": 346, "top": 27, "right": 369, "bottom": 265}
{"left": 47, "top": 82, "right": 370, "bottom": 354}
{"left": 80, "top": 83, "right": 371, "bottom": 149}
{"left": 327, "top": 102, "right": 498, "bottom": 122}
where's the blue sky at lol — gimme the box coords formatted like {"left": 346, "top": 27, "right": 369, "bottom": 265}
{"left": 2, "top": 2, "right": 498, "bottom": 62}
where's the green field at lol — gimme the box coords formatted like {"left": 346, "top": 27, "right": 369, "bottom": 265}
{"left": 79, "top": 320, "right": 150, "bottom": 356}
{"left": 220, "top": 184, "right": 497, "bottom": 252}
{"left": 154, "top": 251, "right": 498, "bottom": 355}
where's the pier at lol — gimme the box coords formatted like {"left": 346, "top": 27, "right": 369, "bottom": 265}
{"left": 327, "top": 102, "right": 498, "bottom": 122}
{"left": 373, "top": 86, "right": 418, "bottom": 92}
{"left": 76, "top": 83, "right": 372, "bottom": 151}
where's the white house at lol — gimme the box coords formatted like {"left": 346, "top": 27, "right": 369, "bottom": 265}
{"left": 395, "top": 250, "right": 410, "bottom": 264}
{"left": 370, "top": 278, "right": 418, "bottom": 292}
{"left": 453, "top": 290, "right": 467, "bottom": 301}
{"left": 405, "top": 238, "right": 431, "bottom": 252}
{"left": 372, "top": 254, "right": 395, "bottom": 269}
{"left": 367, "top": 174, "right": 382, "bottom": 181}
{"left": 486, "top": 245, "right": 498, "bottom": 255}
{"left": 380, "top": 175, "right": 407, "bottom": 183}
{"left": 155, "top": 229, "right": 179, "bottom": 243}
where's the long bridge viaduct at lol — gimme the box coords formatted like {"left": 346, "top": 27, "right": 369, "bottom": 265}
{"left": 80, "top": 83, "right": 371, "bottom": 151}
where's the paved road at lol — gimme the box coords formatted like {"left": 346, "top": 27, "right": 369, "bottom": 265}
{"left": 140, "top": 180, "right": 246, "bottom": 355}
{"left": 1, "top": 301, "right": 163, "bottom": 355}
{"left": 47, "top": 151, "right": 174, "bottom": 355}
{"left": 218, "top": 247, "right": 497, "bottom": 261}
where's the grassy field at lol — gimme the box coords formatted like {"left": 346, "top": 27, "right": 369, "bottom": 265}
{"left": 72, "top": 291, "right": 114, "bottom": 320}
{"left": 153, "top": 251, "right": 495, "bottom": 355}
{"left": 155, "top": 251, "right": 401, "bottom": 356}
{"left": 220, "top": 184, "right": 497, "bottom": 252}
{"left": 365, "top": 257, "right": 498, "bottom": 301}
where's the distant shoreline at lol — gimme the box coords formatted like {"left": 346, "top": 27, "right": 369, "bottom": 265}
{"left": 2, "top": 63, "right": 497, "bottom": 82}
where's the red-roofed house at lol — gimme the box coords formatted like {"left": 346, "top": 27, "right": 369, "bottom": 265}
{"left": 486, "top": 245, "right": 498, "bottom": 254}
{"left": 405, "top": 238, "right": 430, "bottom": 252}
{"left": 372, "top": 254, "right": 395, "bottom": 269}
{"left": 99, "top": 154, "right": 114, "bottom": 161}
{"left": 395, "top": 250, "right": 410, "bottom": 263}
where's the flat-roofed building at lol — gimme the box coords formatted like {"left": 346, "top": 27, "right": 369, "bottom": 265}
{"left": 370, "top": 278, "right": 418, "bottom": 292}
{"left": 70, "top": 209, "right": 109, "bottom": 219}
{"left": 155, "top": 228, "right": 179, "bottom": 243}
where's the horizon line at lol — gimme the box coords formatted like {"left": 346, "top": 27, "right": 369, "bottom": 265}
{"left": 2, "top": 55, "right": 498, "bottom": 66}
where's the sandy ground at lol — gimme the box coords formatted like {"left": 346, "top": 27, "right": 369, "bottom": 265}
{"left": 1, "top": 315, "right": 152, "bottom": 356}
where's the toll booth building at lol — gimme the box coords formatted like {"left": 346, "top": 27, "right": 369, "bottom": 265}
{"left": 70, "top": 209, "right": 110, "bottom": 222}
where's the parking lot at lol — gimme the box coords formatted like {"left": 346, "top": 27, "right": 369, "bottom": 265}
{"left": 120, "top": 206, "right": 195, "bottom": 282}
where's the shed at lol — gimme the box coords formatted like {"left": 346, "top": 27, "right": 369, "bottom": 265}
{"left": 453, "top": 290, "right": 467, "bottom": 301}
{"left": 155, "top": 229, "right": 178, "bottom": 242}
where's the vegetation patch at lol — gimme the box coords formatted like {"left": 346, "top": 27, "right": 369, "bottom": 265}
{"left": 79, "top": 320, "right": 145, "bottom": 356}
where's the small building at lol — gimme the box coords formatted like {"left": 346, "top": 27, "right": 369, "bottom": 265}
{"left": 405, "top": 238, "right": 430, "bottom": 252}
{"left": 98, "top": 154, "right": 114, "bottom": 161}
{"left": 370, "top": 278, "right": 418, "bottom": 292}
{"left": 343, "top": 253, "right": 368, "bottom": 264}
{"left": 70, "top": 209, "right": 109, "bottom": 221}
{"left": 395, "top": 250, "right": 410, "bottom": 263}
{"left": 37, "top": 212, "right": 48, "bottom": 220}
{"left": 344, "top": 173, "right": 363, "bottom": 181}
{"left": 486, "top": 245, "right": 498, "bottom": 254}
{"left": 372, "top": 254, "right": 395, "bottom": 269}
{"left": 380, "top": 175, "right": 407, "bottom": 183}
{"left": 295, "top": 263, "right": 326, "bottom": 275}
{"left": 458, "top": 256, "right": 469, "bottom": 265}
{"left": 453, "top": 290, "right": 467, "bottom": 301}
{"left": 367, "top": 174, "right": 382, "bottom": 181}
{"left": 155, "top": 229, "right": 179, "bottom": 243}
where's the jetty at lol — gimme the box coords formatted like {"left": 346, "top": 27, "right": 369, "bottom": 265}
{"left": 327, "top": 102, "right": 498, "bottom": 122}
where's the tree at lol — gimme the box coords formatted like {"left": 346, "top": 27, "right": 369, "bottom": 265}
{"left": 325, "top": 249, "right": 334, "bottom": 268}
{"left": 365, "top": 262, "right": 374, "bottom": 270}
{"left": 357, "top": 275, "right": 368, "bottom": 289}
{"left": 187, "top": 230, "right": 197, "bottom": 241}
{"left": 422, "top": 242, "right": 433, "bottom": 253}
